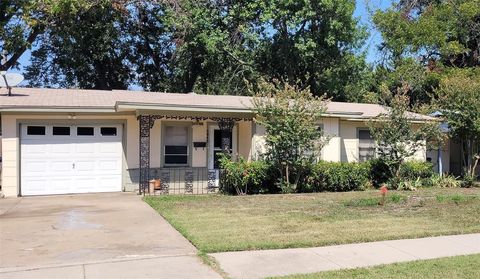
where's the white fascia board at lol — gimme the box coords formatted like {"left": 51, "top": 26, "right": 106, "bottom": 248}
{"left": 116, "top": 102, "right": 253, "bottom": 113}
{"left": 345, "top": 118, "right": 435, "bottom": 123}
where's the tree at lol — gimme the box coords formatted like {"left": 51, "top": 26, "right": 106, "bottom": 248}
{"left": 368, "top": 93, "right": 442, "bottom": 186}
{"left": 434, "top": 69, "right": 480, "bottom": 178}
{"left": 17, "top": 0, "right": 370, "bottom": 100}
{"left": 150, "top": 0, "right": 262, "bottom": 95}
{"left": 251, "top": 80, "right": 330, "bottom": 191}
{"left": 25, "top": 1, "right": 132, "bottom": 89}
{"left": 255, "top": 0, "right": 370, "bottom": 101}
{"left": 374, "top": 0, "right": 480, "bottom": 67}
{"left": 371, "top": 0, "right": 480, "bottom": 106}
{"left": 124, "top": 2, "right": 174, "bottom": 92}
{"left": 0, "top": 0, "right": 107, "bottom": 72}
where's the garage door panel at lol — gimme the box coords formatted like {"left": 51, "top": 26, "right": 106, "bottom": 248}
{"left": 22, "top": 178, "right": 48, "bottom": 195}
{"left": 75, "top": 143, "right": 96, "bottom": 154}
{"left": 50, "top": 178, "right": 74, "bottom": 192}
{"left": 21, "top": 124, "right": 123, "bottom": 196}
{"left": 75, "top": 160, "right": 96, "bottom": 172}
{"left": 73, "top": 177, "right": 97, "bottom": 191}
{"left": 99, "top": 142, "right": 121, "bottom": 154}
{"left": 21, "top": 143, "right": 48, "bottom": 155}
{"left": 22, "top": 161, "right": 49, "bottom": 174}
{"left": 51, "top": 160, "right": 75, "bottom": 174}
{"left": 50, "top": 144, "right": 72, "bottom": 154}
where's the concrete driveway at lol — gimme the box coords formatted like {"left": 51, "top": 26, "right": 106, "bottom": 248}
{"left": 0, "top": 193, "right": 220, "bottom": 279}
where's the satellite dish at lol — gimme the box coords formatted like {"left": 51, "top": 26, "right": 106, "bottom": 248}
{"left": 0, "top": 73, "right": 24, "bottom": 87}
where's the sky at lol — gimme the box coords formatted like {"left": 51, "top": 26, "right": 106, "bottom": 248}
{"left": 354, "top": 0, "right": 393, "bottom": 63}
{"left": 10, "top": 0, "right": 394, "bottom": 80}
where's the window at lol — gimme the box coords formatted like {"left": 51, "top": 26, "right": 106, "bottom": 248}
{"left": 101, "top": 127, "right": 117, "bottom": 136}
{"left": 27, "top": 126, "right": 46, "bottom": 135}
{"left": 53, "top": 126, "right": 70, "bottom": 136}
{"left": 77, "top": 127, "right": 94, "bottom": 136}
{"left": 358, "top": 129, "right": 375, "bottom": 162}
{"left": 164, "top": 126, "right": 189, "bottom": 165}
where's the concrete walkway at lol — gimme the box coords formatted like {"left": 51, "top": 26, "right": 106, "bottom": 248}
{"left": 0, "top": 193, "right": 221, "bottom": 279}
{"left": 211, "top": 234, "right": 480, "bottom": 279}
{"left": 0, "top": 255, "right": 220, "bottom": 279}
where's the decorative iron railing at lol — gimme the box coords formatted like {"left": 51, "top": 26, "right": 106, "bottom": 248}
{"left": 147, "top": 167, "right": 220, "bottom": 195}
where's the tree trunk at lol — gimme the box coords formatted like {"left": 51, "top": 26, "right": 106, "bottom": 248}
{"left": 285, "top": 164, "right": 290, "bottom": 186}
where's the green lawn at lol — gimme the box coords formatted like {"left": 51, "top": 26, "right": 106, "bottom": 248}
{"left": 272, "top": 254, "right": 480, "bottom": 279}
{"left": 144, "top": 188, "right": 480, "bottom": 253}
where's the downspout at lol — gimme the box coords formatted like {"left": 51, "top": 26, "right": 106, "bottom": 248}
{"left": 438, "top": 146, "right": 443, "bottom": 177}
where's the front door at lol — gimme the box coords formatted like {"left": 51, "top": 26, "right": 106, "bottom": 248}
{"left": 208, "top": 125, "right": 237, "bottom": 169}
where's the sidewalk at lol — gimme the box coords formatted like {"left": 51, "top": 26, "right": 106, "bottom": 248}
{"left": 0, "top": 255, "right": 222, "bottom": 279}
{"left": 210, "top": 233, "right": 480, "bottom": 279}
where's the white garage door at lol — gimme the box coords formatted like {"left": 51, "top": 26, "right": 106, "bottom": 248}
{"left": 21, "top": 124, "right": 123, "bottom": 196}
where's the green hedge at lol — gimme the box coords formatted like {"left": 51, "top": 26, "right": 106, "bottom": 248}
{"left": 299, "top": 161, "right": 371, "bottom": 192}
{"left": 219, "top": 158, "right": 435, "bottom": 195}
{"left": 368, "top": 159, "right": 434, "bottom": 188}
{"left": 219, "top": 157, "right": 275, "bottom": 195}
{"left": 400, "top": 160, "right": 434, "bottom": 180}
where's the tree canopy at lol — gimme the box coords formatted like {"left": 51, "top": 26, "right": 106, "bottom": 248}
{"left": 372, "top": 0, "right": 480, "bottom": 106}
{"left": 434, "top": 69, "right": 480, "bottom": 177}
{"left": 1, "top": 0, "right": 370, "bottom": 100}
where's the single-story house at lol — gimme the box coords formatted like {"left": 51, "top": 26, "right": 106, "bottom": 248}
{"left": 0, "top": 87, "right": 432, "bottom": 197}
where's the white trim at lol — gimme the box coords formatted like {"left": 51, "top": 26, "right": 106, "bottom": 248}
{"left": 117, "top": 102, "right": 252, "bottom": 113}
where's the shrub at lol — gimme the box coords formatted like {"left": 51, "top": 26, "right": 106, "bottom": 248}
{"left": 396, "top": 178, "right": 422, "bottom": 191}
{"left": 461, "top": 173, "right": 476, "bottom": 188}
{"left": 299, "top": 161, "right": 370, "bottom": 192}
{"left": 368, "top": 158, "right": 391, "bottom": 187}
{"left": 219, "top": 156, "right": 271, "bottom": 195}
{"left": 399, "top": 160, "right": 434, "bottom": 181}
{"left": 369, "top": 159, "right": 434, "bottom": 188}
{"left": 427, "top": 174, "right": 461, "bottom": 188}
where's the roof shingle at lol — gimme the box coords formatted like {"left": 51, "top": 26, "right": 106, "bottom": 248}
{"left": 0, "top": 87, "right": 432, "bottom": 120}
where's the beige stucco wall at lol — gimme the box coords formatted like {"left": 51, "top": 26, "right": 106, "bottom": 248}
{"left": 339, "top": 120, "right": 427, "bottom": 163}
{"left": 237, "top": 121, "right": 252, "bottom": 160}
{"left": 1, "top": 113, "right": 431, "bottom": 197}
{"left": 0, "top": 115, "right": 255, "bottom": 196}
{"left": 252, "top": 118, "right": 343, "bottom": 161}
{"left": 320, "top": 118, "right": 340, "bottom": 162}
{"left": 192, "top": 123, "right": 207, "bottom": 167}
{"left": 339, "top": 121, "right": 360, "bottom": 162}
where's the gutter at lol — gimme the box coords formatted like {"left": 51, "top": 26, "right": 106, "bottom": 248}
{"left": 0, "top": 106, "right": 115, "bottom": 113}
{"left": 345, "top": 117, "right": 438, "bottom": 123}
{"left": 115, "top": 102, "right": 253, "bottom": 114}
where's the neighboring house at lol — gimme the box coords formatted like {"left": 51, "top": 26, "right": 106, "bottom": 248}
{"left": 0, "top": 88, "right": 431, "bottom": 197}
{"left": 426, "top": 114, "right": 465, "bottom": 176}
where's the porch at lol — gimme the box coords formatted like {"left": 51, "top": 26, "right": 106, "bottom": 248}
{"left": 133, "top": 111, "right": 255, "bottom": 195}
